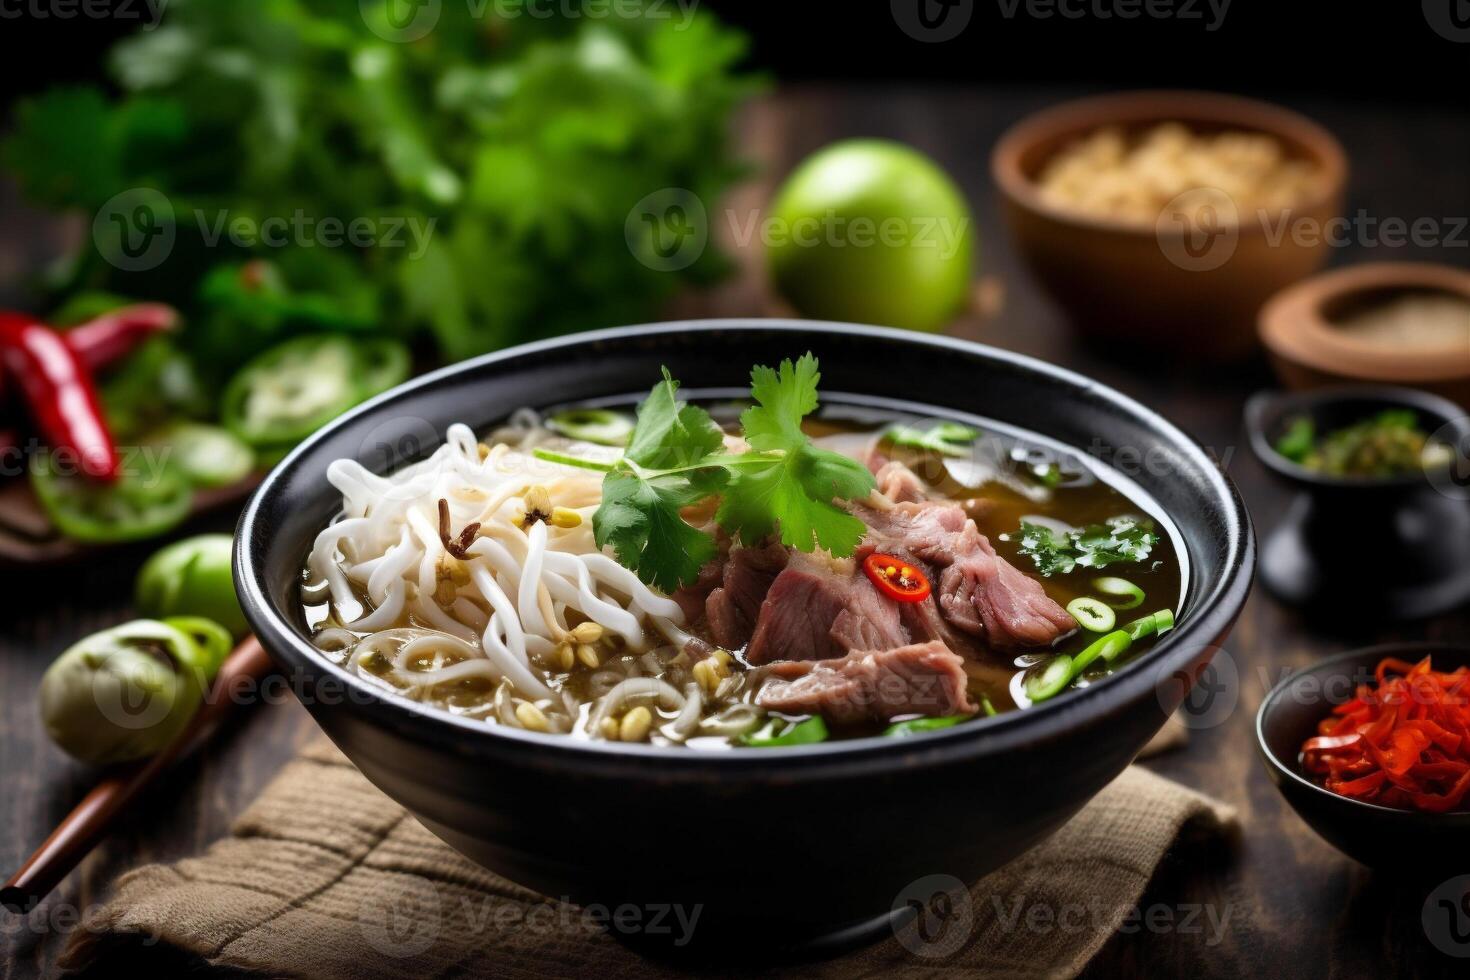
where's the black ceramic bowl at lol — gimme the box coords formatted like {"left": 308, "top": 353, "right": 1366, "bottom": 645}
{"left": 1257, "top": 642, "right": 1470, "bottom": 872}
{"left": 1245, "top": 385, "right": 1470, "bottom": 620}
{"left": 235, "top": 321, "right": 1253, "bottom": 951}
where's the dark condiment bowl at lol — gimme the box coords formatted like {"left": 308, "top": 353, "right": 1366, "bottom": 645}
{"left": 235, "top": 320, "right": 1253, "bottom": 953}
{"left": 1245, "top": 385, "right": 1470, "bottom": 620}
{"left": 1256, "top": 642, "right": 1470, "bottom": 872}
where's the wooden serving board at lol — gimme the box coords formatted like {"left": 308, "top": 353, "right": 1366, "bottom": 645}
{"left": 0, "top": 474, "right": 261, "bottom": 566}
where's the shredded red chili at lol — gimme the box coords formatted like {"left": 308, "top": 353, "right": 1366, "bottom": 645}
{"left": 862, "top": 552, "right": 931, "bottom": 603}
{"left": 1301, "top": 656, "right": 1470, "bottom": 813}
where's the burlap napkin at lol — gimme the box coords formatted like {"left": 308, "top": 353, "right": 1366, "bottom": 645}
{"left": 60, "top": 724, "right": 1230, "bottom": 979}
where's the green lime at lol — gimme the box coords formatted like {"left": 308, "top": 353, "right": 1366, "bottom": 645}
{"left": 766, "top": 140, "right": 975, "bottom": 332}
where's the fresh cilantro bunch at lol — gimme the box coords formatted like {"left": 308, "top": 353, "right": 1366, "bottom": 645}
{"left": 2, "top": 0, "right": 758, "bottom": 368}
{"left": 1014, "top": 517, "right": 1159, "bottom": 577}
{"left": 580, "top": 354, "right": 877, "bottom": 592}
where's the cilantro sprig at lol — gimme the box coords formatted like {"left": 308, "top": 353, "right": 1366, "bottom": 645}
{"left": 543, "top": 354, "right": 876, "bottom": 592}
{"left": 1012, "top": 517, "right": 1160, "bottom": 577}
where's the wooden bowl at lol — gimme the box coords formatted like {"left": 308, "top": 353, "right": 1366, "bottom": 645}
{"left": 1259, "top": 262, "right": 1470, "bottom": 409}
{"left": 993, "top": 91, "right": 1347, "bottom": 360}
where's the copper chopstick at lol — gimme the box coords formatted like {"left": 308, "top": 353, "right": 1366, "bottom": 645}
{"left": 1, "top": 636, "right": 276, "bottom": 913}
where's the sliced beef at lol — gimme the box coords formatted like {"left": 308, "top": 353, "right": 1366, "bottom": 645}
{"left": 745, "top": 552, "right": 905, "bottom": 665}
{"left": 673, "top": 552, "right": 725, "bottom": 623}
{"left": 705, "top": 541, "right": 788, "bottom": 649}
{"left": 873, "top": 460, "right": 929, "bottom": 503}
{"left": 937, "top": 545, "right": 1077, "bottom": 648}
{"left": 756, "top": 640, "right": 978, "bottom": 724}
{"left": 856, "top": 500, "right": 1074, "bottom": 649}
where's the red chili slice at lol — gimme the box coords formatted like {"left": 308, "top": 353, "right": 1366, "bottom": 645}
{"left": 862, "top": 552, "right": 931, "bottom": 603}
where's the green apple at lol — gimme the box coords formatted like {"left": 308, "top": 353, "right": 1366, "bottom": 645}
{"left": 766, "top": 140, "right": 975, "bottom": 332}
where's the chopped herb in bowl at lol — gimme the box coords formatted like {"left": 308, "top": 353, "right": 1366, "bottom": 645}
{"left": 1274, "top": 410, "right": 1453, "bottom": 478}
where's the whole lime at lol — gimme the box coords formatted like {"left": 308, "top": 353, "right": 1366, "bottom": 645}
{"left": 766, "top": 140, "right": 975, "bottom": 332}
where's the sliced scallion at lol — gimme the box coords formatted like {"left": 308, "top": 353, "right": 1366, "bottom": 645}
{"left": 1092, "top": 576, "right": 1145, "bottom": 609}
{"left": 1066, "top": 596, "right": 1117, "bottom": 632}
{"left": 547, "top": 408, "right": 634, "bottom": 446}
{"left": 882, "top": 714, "right": 969, "bottom": 737}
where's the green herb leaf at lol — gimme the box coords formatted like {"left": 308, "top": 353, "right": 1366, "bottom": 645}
{"left": 882, "top": 420, "right": 980, "bottom": 457}
{"left": 1274, "top": 416, "right": 1316, "bottom": 463}
{"left": 737, "top": 715, "right": 828, "bottom": 747}
{"left": 717, "top": 355, "right": 875, "bottom": 553}
{"left": 587, "top": 356, "right": 876, "bottom": 591}
{"left": 1015, "top": 516, "right": 1159, "bottom": 577}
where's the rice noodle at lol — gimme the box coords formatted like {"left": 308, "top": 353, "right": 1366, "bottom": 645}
{"left": 305, "top": 421, "right": 770, "bottom": 745}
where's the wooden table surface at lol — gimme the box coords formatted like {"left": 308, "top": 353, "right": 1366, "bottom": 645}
{"left": 3, "top": 85, "right": 1468, "bottom": 978}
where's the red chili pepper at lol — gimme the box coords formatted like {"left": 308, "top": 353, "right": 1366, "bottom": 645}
{"left": 1300, "top": 655, "right": 1470, "bottom": 813}
{"left": 0, "top": 313, "right": 118, "bottom": 482}
{"left": 63, "top": 303, "right": 178, "bottom": 371}
{"left": 862, "top": 552, "right": 932, "bottom": 603}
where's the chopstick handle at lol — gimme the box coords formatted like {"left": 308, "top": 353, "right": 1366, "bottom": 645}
{"left": 2, "top": 636, "right": 274, "bottom": 913}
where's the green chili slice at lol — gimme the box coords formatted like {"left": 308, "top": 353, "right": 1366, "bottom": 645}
{"left": 147, "top": 422, "right": 255, "bottom": 488}
{"left": 221, "top": 335, "right": 368, "bottom": 447}
{"left": 30, "top": 453, "right": 191, "bottom": 544}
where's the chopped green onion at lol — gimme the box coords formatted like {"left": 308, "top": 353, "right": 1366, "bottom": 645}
{"left": 1026, "top": 629, "right": 1134, "bottom": 704}
{"left": 737, "top": 715, "right": 828, "bottom": 747}
{"left": 1092, "top": 576, "right": 1145, "bottom": 609}
{"left": 1124, "top": 608, "right": 1175, "bottom": 641}
{"left": 882, "top": 714, "right": 970, "bottom": 737}
{"left": 1066, "top": 596, "right": 1116, "bottom": 632}
{"left": 532, "top": 448, "right": 616, "bottom": 472}
{"left": 1024, "top": 608, "right": 1178, "bottom": 706}
{"left": 1024, "top": 655, "right": 1076, "bottom": 703}
{"left": 1274, "top": 415, "right": 1315, "bottom": 463}
{"left": 980, "top": 695, "right": 998, "bottom": 717}
{"left": 882, "top": 421, "right": 981, "bottom": 457}
{"left": 547, "top": 408, "right": 634, "bottom": 446}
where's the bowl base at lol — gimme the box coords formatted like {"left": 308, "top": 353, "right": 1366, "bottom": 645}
{"left": 1262, "top": 497, "right": 1470, "bottom": 620}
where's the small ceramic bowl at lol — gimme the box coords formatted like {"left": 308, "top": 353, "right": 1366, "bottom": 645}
{"left": 1257, "top": 642, "right": 1470, "bottom": 871}
{"left": 1245, "top": 385, "right": 1470, "bottom": 619}
{"left": 992, "top": 90, "right": 1347, "bottom": 360}
{"left": 1260, "top": 263, "right": 1470, "bottom": 409}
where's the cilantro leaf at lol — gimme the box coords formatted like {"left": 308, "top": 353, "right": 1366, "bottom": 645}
{"left": 718, "top": 355, "right": 875, "bottom": 553}
{"left": 591, "top": 368, "right": 727, "bottom": 592}
{"left": 882, "top": 420, "right": 981, "bottom": 458}
{"left": 1014, "top": 517, "right": 1159, "bottom": 577}
{"left": 623, "top": 368, "right": 726, "bottom": 469}
{"left": 583, "top": 355, "right": 876, "bottom": 591}
{"left": 595, "top": 470, "right": 721, "bottom": 595}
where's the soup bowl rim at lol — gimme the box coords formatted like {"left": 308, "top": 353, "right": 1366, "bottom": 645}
{"left": 235, "top": 319, "right": 1254, "bottom": 776}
